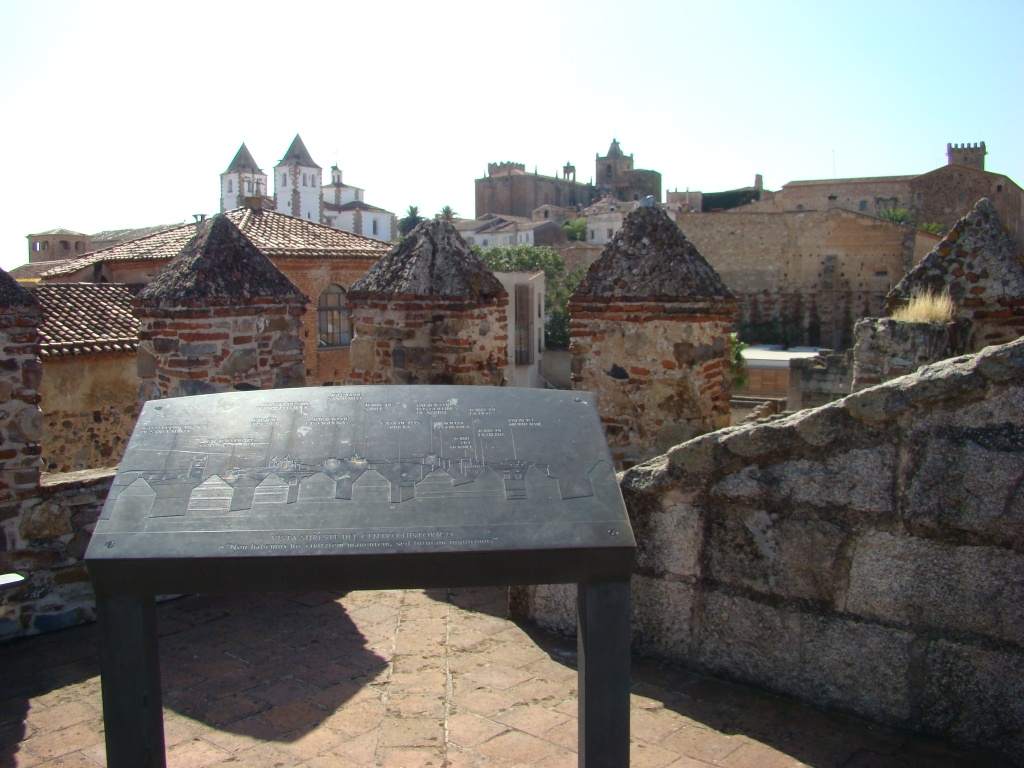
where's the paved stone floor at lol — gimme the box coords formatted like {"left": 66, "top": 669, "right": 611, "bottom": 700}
{"left": 0, "top": 587, "right": 1012, "bottom": 767}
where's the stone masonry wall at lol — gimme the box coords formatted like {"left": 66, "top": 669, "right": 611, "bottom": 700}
{"left": 0, "top": 301, "right": 42, "bottom": 516}
{"left": 570, "top": 303, "right": 734, "bottom": 468}
{"left": 786, "top": 349, "right": 852, "bottom": 410}
{"left": 0, "top": 469, "right": 114, "bottom": 638}
{"left": 135, "top": 303, "right": 306, "bottom": 401}
{"left": 39, "top": 354, "right": 140, "bottom": 473}
{"left": 522, "top": 338, "right": 1024, "bottom": 762}
{"left": 347, "top": 298, "right": 509, "bottom": 386}
{"left": 852, "top": 317, "right": 969, "bottom": 391}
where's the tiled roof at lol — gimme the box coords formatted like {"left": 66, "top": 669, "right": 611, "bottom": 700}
{"left": 39, "top": 208, "right": 389, "bottom": 278}
{"left": 29, "top": 228, "right": 87, "bottom": 237}
{"left": 326, "top": 200, "right": 392, "bottom": 214}
{"left": 89, "top": 223, "right": 183, "bottom": 247}
{"left": 783, "top": 175, "right": 917, "bottom": 188}
{"left": 31, "top": 283, "right": 138, "bottom": 358}
{"left": 8, "top": 260, "right": 77, "bottom": 281}
{"left": 138, "top": 215, "right": 305, "bottom": 306}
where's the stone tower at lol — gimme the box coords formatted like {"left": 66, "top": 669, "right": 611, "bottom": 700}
{"left": 569, "top": 203, "right": 738, "bottom": 468}
{"left": 220, "top": 143, "right": 268, "bottom": 212}
{"left": 884, "top": 197, "right": 1024, "bottom": 351}
{"left": 274, "top": 134, "right": 323, "bottom": 222}
{"left": 134, "top": 214, "right": 307, "bottom": 401}
{"left": 947, "top": 141, "right": 986, "bottom": 171}
{"left": 596, "top": 139, "right": 633, "bottom": 188}
{"left": 347, "top": 219, "right": 509, "bottom": 385}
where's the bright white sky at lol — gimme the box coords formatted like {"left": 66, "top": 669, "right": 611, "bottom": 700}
{"left": 1, "top": 0, "right": 1022, "bottom": 272}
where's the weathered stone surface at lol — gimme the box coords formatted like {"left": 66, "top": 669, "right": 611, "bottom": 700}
{"left": 632, "top": 489, "right": 703, "bottom": 579}
{"left": 919, "top": 640, "right": 1024, "bottom": 759}
{"left": 18, "top": 499, "right": 72, "bottom": 540}
{"left": 845, "top": 533, "right": 1024, "bottom": 643}
{"left": 631, "top": 575, "right": 694, "bottom": 658}
{"left": 221, "top": 348, "right": 258, "bottom": 376}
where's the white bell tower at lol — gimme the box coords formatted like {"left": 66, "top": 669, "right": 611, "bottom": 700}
{"left": 274, "top": 134, "right": 323, "bottom": 221}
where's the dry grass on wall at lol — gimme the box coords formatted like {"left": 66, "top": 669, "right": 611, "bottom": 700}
{"left": 890, "top": 290, "right": 955, "bottom": 323}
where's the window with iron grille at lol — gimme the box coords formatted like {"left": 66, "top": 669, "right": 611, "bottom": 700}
{"left": 514, "top": 284, "right": 534, "bottom": 365}
{"left": 317, "top": 284, "right": 351, "bottom": 347}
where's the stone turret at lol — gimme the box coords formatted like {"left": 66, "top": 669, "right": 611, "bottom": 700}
{"left": 885, "top": 197, "right": 1024, "bottom": 350}
{"left": 569, "top": 203, "right": 738, "bottom": 467}
{"left": 347, "top": 219, "right": 509, "bottom": 385}
{"left": 134, "top": 214, "right": 307, "bottom": 401}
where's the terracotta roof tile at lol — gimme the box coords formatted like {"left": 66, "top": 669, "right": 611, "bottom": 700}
{"left": 31, "top": 283, "right": 138, "bottom": 358}
{"left": 8, "top": 260, "right": 77, "bottom": 281}
{"left": 38, "top": 208, "right": 390, "bottom": 279}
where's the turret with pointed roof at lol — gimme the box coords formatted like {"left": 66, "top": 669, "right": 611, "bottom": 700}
{"left": 347, "top": 220, "right": 508, "bottom": 386}
{"left": 569, "top": 204, "right": 737, "bottom": 467}
{"left": 221, "top": 143, "right": 268, "bottom": 213}
{"left": 274, "top": 134, "right": 323, "bottom": 222}
{"left": 135, "top": 214, "right": 306, "bottom": 399}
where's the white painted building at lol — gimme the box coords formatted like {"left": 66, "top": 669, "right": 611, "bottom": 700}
{"left": 220, "top": 135, "right": 396, "bottom": 241}
{"left": 583, "top": 195, "right": 628, "bottom": 246}
{"left": 494, "top": 271, "right": 545, "bottom": 388}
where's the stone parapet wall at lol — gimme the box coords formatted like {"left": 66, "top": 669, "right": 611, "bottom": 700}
{"left": 522, "top": 337, "right": 1024, "bottom": 762}
{"left": 0, "top": 469, "right": 114, "bottom": 638}
{"left": 347, "top": 297, "right": 509, "bottom": 386}
{"left": 787, "top": 349, "right": 852, "bottom": 410}
{"left": 569, "top": 299, "right": 734, "bottom": 467}
{"left": 0, "top": 303, "right": 43, "bottom": 514}
{"left": 852, "top": 317, "right": 967, "bottom": 390}
{"left": 135, "top": 302, "right": 306, "bottom": 400}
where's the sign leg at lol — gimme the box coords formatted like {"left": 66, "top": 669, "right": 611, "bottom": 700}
{"left": 96, "top": 592, "right": 166, "bottom": 768}
{"left": 577, "top": 580, "right": 631, "bottom": 767}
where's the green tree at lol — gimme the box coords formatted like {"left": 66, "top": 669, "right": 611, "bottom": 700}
{"left": 563, "top": 217, "right": 587, "bottom": 242}
{"left": 399, "top": 205, "right": 425, "bottom": 236}
{"left": 475, "top": 245, "right": 585, "bottom": 349}
{"left": 730, "top": 333, "right": 749, "bottom": 389}
{"left": 918, "top": 222, "right": 945, "bottom": 235}
{"left": 436, "top": 205, "right": 458, "bottom": 221}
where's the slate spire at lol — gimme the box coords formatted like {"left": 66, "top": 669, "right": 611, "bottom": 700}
{"left": 350, "top": 219, "right": 504, "bottom": 299}
{"left": 574, "top": 204, "right": 734, "bottom": 302}
{"left": 278, "top": 134, "right": 321, "bottom": 169}
{"left": 224, "top": 143, "right": 262, "bottom": 174}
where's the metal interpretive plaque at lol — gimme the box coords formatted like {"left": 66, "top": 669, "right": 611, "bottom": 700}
{"left": 87, "top": 386, "right": 635, "bottom": 767}
{"left": 87, "top": 386, "right": 634, "bottom": 591}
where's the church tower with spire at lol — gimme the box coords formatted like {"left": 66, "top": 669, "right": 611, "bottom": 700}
{"left": 220, "top": 143, "right": 268, "bottom": 212}
{"left": 274, "top": 134, "right": 323, "bottom": 222}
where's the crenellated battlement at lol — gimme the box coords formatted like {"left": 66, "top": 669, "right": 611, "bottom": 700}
{"left": 946, "top": 141, "right": 986, "bottom": 170}
{"left": 488, "top": 161, "right": 526, "bottom": 176}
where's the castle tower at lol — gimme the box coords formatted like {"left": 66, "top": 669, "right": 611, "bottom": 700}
{"left": 220, "top": 143, "right": 268, "bottom": 212}
{"left": 596, "top": 138, "right": 633, "bottom": 189}
{"left": 134, "top": 214, "right": 306, "bottom": 401}
{"left": 274, "top": 134, "right": 323, "bottom": 222}
{"left": 947, "top": 142, "right": 986, "bottom": 170}
{"left": 569, "top": 203, "right": 737, "bottom": 468}
{"left": 347, "top": 219, "right": 509, "bottom": 386}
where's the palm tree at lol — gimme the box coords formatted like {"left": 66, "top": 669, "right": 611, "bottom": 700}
{"left": 399, "top": 205, "right": 425, "bottom": 236}
{"left": 436, "top": 205, "right": 458, "bottom": 222}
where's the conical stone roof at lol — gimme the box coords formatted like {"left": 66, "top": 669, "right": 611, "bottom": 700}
{"left": 573, "top": 204, "right": 734, "bottom": 303}
{"left": 350, "top": 219, "right": 505, "bottom": 300}
{"left": 0, "top": 267, "right": 40, "bottom": 308}
{"left": 887, "top": 198, "right": 1024, "bottom": 310}
{"left": 137, "top": 215, "right": 305, "bottom": 307}
{"left": 277, "top": 134, "right": 320, "bottom": 169}
{"left": 224, "top": 143, "right": 262, "bottom": 174}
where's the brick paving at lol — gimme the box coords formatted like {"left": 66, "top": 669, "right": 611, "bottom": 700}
{"left": 0, "top": 587, "right": 1011, "bottom": 767}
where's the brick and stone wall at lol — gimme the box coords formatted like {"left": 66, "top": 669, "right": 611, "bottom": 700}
{"left": 520, "top": 337, "right": 1024, "bottom": 763}
{"left": 786, "top": 349, "right": 852, "bottom": 410}
{"left": 347, "top": 220, "right": 509, "bottom": 386}
{"left": 570, "top": 204, "right": 737, "bottom": 467}
{"left": 0, "top": 469, "right": 114, "bottom": 638}
{"left": 39, "top": 354, "right": 140, "bottom": 473}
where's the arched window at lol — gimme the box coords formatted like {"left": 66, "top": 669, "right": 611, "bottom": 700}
{"left": 317, "top": 284, "right": 351, "bottom": 347}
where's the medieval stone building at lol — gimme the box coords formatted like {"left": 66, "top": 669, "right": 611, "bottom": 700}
{"left": 134, "top": 215, "right": 306, "bottom": 401}
{"left": 347, "top": 219, "right": 509, "bottom": 386}
{"left": 569, "top": 203, "right": 737, "bottom": 467}
{"left": 475, "top": 139, "right": 661, "bottom": 219}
